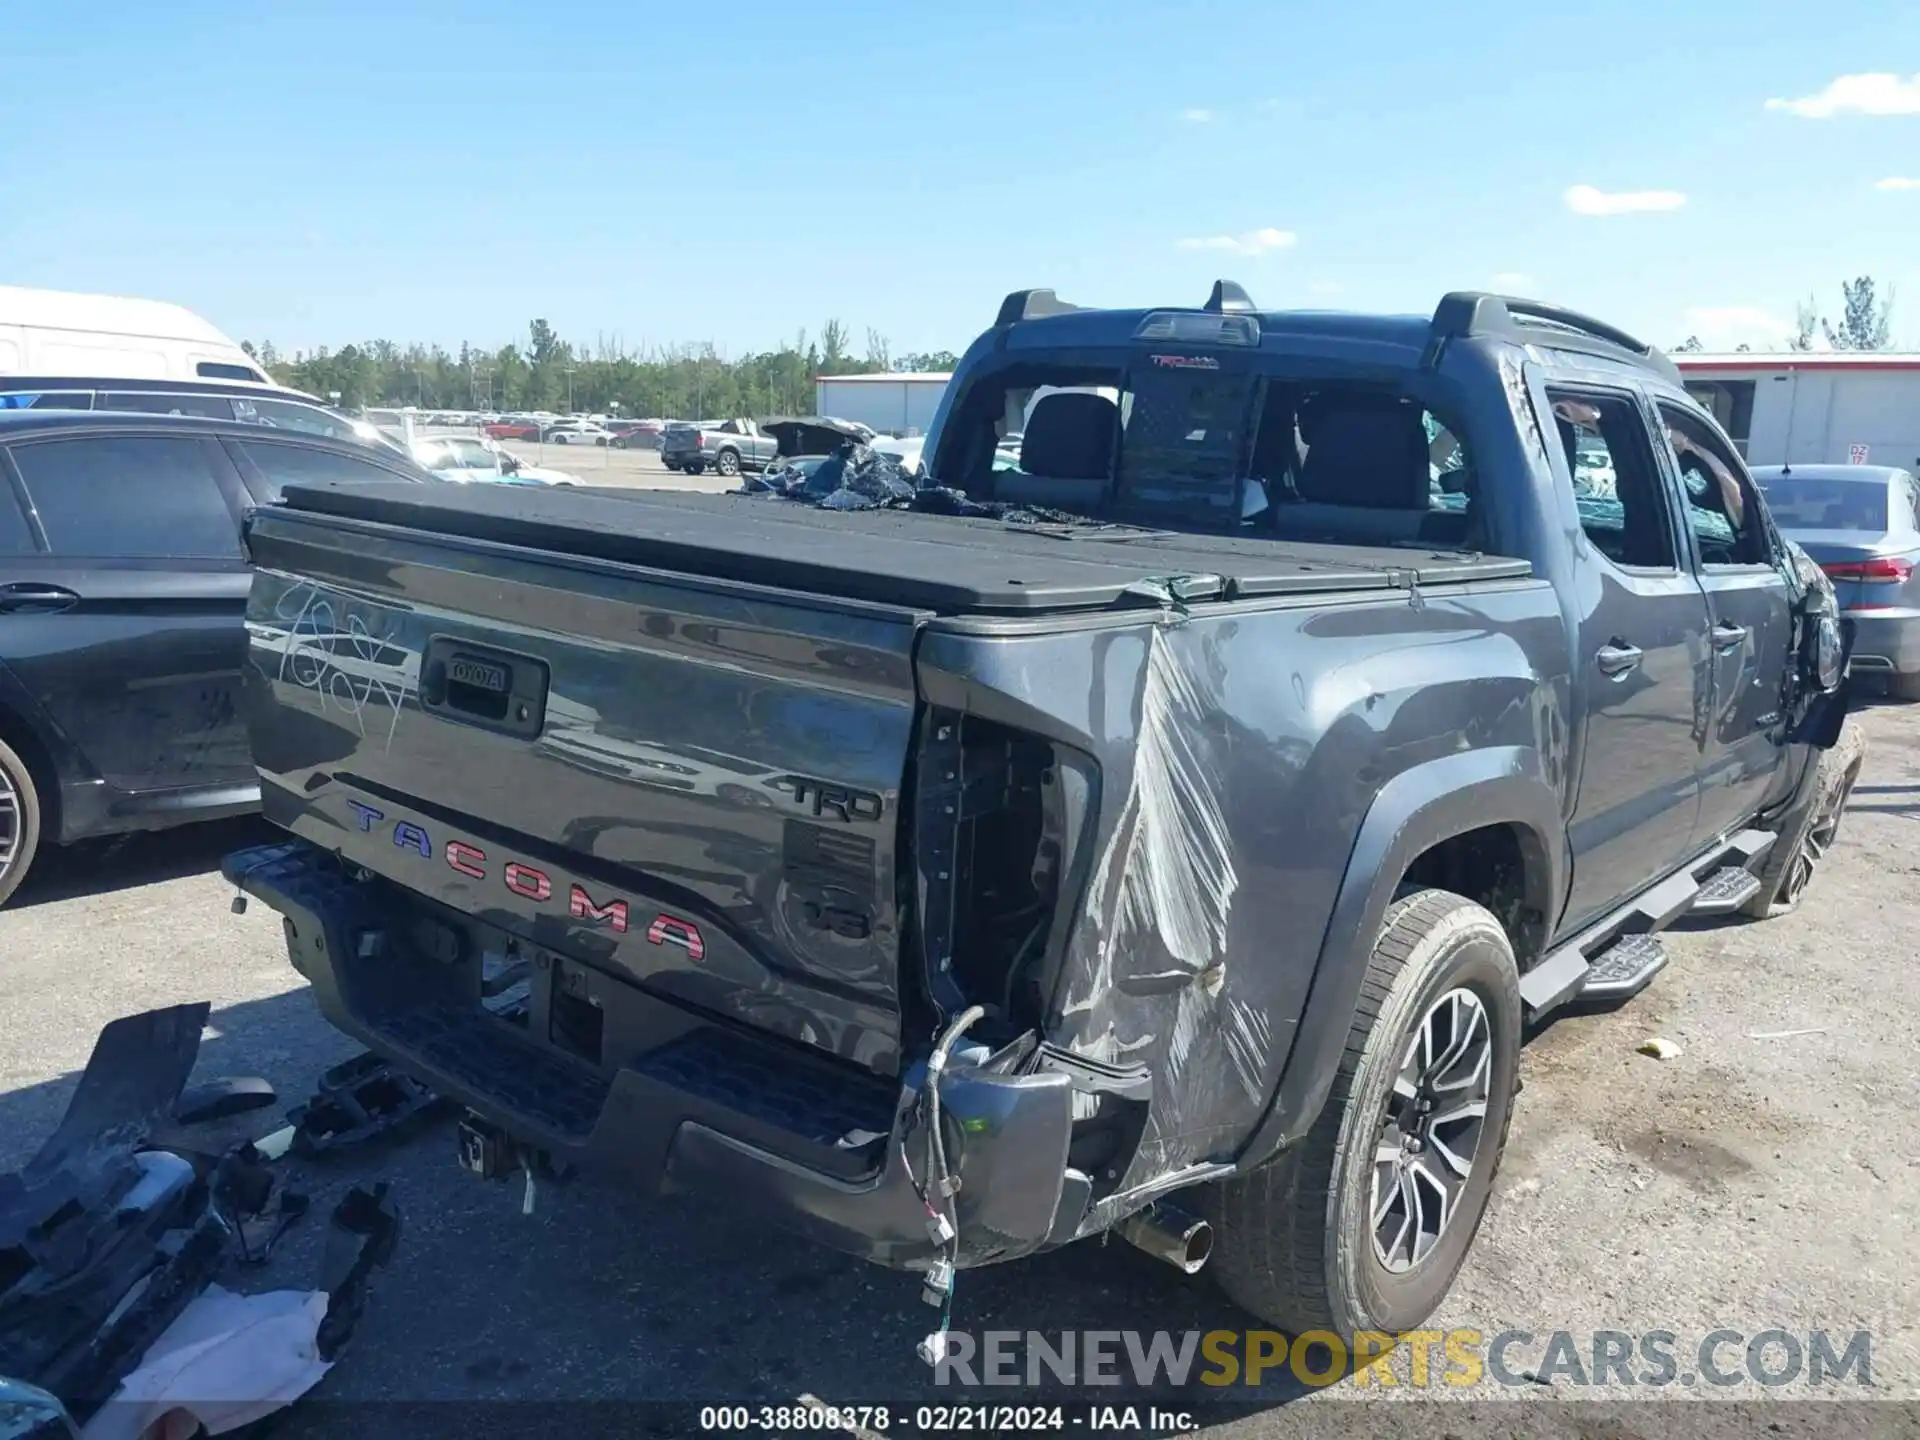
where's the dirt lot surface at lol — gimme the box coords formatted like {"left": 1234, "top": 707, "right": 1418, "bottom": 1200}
{"left": 3, "top": 675, "right": 1916, "bottom": 1432}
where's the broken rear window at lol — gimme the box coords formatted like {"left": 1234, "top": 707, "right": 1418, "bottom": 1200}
{"left": 931, "top": 357, "right": 1486, "bottom": 551}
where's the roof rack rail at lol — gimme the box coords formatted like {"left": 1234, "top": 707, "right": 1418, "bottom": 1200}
{"left": 1427, "top": 291, "right": 1681, "bottom": 383}
{"left": 995, "top": 288, "right": 1082, "bottom": 327}
{"left": 1205, "top": 280, "right": 1256, "bottom": 314}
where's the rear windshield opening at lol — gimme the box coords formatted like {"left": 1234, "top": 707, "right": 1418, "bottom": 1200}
{"left": 932, "top": 360, "right": 1486, "bottom": 550}
{"left": 1756, "top": 477, "right": 1888, "bottom": 532}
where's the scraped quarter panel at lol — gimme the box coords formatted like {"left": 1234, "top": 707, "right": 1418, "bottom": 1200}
{"left": 928, "top": 582, "right": 1567, "bottom": 1194}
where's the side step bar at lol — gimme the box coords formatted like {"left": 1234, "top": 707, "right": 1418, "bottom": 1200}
{"left": 1520, "top": 828, "right": 1776, "bottom": 1020}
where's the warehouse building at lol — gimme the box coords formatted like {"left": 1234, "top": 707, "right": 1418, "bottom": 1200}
{"left": 1675, "top": 353, "right": 1920, "bottom": 471}
{"left": 814, "top": 371, "right": 951, "bottom": 437}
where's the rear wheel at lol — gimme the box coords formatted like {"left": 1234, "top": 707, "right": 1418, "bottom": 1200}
{"left": 1891, "top": 673, "right": 1920, "bottom": 702}
{"left": 1203, "top": 889, "right": 1521, "bottom": 1337}
{"left": 685, "top": 462, "right": 706, "bottom": 476}
{"left": 1740, "top": 717, "right": 1866, "bottom": 917}
{"left": 714, "top": 449, "right": 742, "bottom": 478}
{"left": 0, "top": 737, "right": 45, "bottom": 909}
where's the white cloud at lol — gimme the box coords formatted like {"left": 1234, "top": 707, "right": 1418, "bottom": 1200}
{"left": 1563, "top": 184, "right": 1687, "bottom": 216}
{"left": 1491, "top": 271, "right": 1538, "bottom": 291}
{"left": 1180, "top": 108, "right": 1216, "bottom": 124}
{"left": 1683, "top": 305, "right": 1796, "bottom": 348}
{"left": 1176, "top": 227, "right": 1298, "bottom": 257}
{"left": 1766, "top": 72, "right": 1920, "bottom": 118}
{"left": 1875, "top": 176, "right": 1920, "bottom": 190}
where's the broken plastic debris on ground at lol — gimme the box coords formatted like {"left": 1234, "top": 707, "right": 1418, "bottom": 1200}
{"left": 743, "top": 442, "right": 1082, "bottom": 524}
{"left": 0, "top": 1005, "right": 404, "bottom": 1438}
{"left": 77, "top": 1287, "right": 330, "bottom": 1440}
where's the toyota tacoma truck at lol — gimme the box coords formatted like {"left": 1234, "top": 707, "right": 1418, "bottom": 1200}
{"left": 223, "top": 285, "right": 1857, "bottom": 1339}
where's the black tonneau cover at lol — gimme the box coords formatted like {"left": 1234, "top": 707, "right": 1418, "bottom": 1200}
{"left": 267, "top": 481, "right": 1533, "bottom": 615}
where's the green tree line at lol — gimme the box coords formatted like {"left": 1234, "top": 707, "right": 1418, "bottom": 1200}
{"left": 243, "top": 318, "right": 961, "bottom": 418}
{"left": 1673, "top": 276, "right": 1898, "bottom": 354}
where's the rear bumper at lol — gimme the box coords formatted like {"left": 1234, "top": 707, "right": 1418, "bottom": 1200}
{"left": 223, "top": 839, "right": 1078, "bottom": 1269}
{"left": 1840, "top": 609, "right": 1920, "bottom": 675}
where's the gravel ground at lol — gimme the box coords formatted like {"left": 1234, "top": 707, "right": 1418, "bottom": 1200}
{"left": 2, "top": 695, "right": 1916, "bottom": 1436}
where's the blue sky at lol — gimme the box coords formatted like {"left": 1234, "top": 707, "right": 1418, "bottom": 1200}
{"left": 3, "top": 1, "right": 1917, "bottom": 358}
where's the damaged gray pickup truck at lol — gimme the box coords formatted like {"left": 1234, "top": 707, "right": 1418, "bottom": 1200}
{"left": 224, "top": 285, "right": 1858, "bottom": 1340}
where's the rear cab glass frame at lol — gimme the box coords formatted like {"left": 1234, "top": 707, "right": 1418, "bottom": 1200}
{"left": 928, "top": 343, "right": 1493, "bottom": 549}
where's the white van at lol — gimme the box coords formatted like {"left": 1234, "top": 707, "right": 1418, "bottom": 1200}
{"left": 0, "top": 284, "right": 272, "bottom": 386}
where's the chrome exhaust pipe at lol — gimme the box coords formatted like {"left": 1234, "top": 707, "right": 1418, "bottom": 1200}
{"left": 1115, "top": 1202, "right": 1213, "bottom": 1275}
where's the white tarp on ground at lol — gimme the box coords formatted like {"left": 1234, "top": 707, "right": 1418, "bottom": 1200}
{"left": 81, "top": 1285, "right": 331, "bottom": 1440}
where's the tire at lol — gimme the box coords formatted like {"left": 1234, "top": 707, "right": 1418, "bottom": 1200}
{"left": 714, "top": 449, "right": 742, "bottom": 478}
{"left": 1202, "top": 889, "right": 1522, "bottom": 1338}
{"left": 685, "top": 462, "right": 706, "bottom": 476}
{"left": 1739, "top": 717, "right": 1866, "bottom": 918}
{"left": 0, "top": 736, "right": 45, "bottom": 909}
{"left": 662, "top": 460, "right": 681, "bottom": 472}
{"left": 1891, "top": 673, "right": 1920, "bottom": 702}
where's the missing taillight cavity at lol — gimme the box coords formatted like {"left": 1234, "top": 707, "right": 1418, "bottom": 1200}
{"left": 913, "top": 710, "right": 1084, "bottom": 1032}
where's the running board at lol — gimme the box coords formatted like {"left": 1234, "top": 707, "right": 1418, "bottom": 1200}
{"left": 1578, "top": 934, "right": 1668, "bottom": 1002}
{"left": 1689, "top": 866, "right": 1763, "bottom": 916}
{"left": 1519, "top": 828, "right": 1778, "bottom": 1020}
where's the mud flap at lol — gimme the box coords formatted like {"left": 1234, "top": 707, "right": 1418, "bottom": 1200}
{"left": 1796, "top": 680, "right": 1851, "bottom": 750}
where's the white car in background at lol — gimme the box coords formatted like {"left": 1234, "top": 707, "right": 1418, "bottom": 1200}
{"left": 544, "top": 419, "right": 613, "bottom": 446}
{"left": 409, "top": 435, "right": 580, "bottom": 486}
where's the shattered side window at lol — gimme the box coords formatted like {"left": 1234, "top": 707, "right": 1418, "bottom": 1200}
{"left": 1425, "top": 411, "right": 1473, "bottom": 512}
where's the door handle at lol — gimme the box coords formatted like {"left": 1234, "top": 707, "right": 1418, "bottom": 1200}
{"left": 1596, "top": 641, "right": 1643, "bottom": 677}
{"left": 0, "top": 582, "right": 81, "bottom": 615}
{"left": 1712, "top": 621, "right": 1749, "bottom": 650}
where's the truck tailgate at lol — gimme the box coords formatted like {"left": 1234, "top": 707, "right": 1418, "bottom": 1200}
{"left": 241, "top": 500, "right": 926, "bottom": 1075}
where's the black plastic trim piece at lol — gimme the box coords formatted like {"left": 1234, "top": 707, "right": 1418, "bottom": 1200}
{"left": 995, "top": 289, "right": 1082, "bottom": 327}
{"left": 1427, "top": 291, "right": 1682, "bottom": 384}
{"left": 1205, "top": 280, "right": 1256, "bottom": 314}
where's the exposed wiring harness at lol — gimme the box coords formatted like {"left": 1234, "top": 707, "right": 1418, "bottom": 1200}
{"left": 915, "top": 1003, "right": 986, "bottom": 1361}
